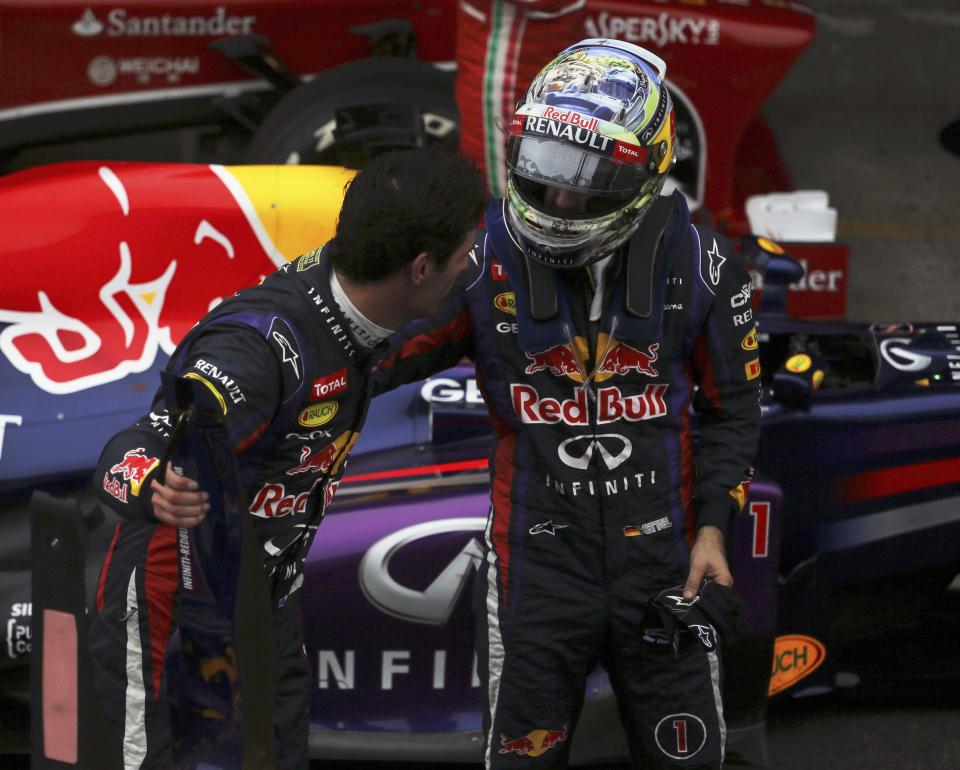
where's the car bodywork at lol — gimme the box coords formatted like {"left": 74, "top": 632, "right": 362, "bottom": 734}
{"left": 0, "top": 0, "right": 814, "bottom": 234}
{"left": 1, "top": 160, "right": 958, "bottom": 764}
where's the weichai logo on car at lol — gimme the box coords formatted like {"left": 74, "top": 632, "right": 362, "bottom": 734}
{"left": 511, "top": 383, "right": 668, "bottom": 425}
{"left": 494, "top": 292, "right": 517, "bottom": 315}
{"left": 768, "top": 635, "right": 826, "bottom": 696}
{"left": 298, "top": 401, "right": 338, "bottom": 427}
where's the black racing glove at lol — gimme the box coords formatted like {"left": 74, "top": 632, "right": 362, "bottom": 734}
{"left": 651, "top": 579, "right": 744, "bottom": 656}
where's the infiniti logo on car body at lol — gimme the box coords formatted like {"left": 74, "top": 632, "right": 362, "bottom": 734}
{"left": 359, "top": 518, "right": 487, "bottom": 625}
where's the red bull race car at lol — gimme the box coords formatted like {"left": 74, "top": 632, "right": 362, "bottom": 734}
{"left": 1, "top": 160, "right": 959, "bottom": 767}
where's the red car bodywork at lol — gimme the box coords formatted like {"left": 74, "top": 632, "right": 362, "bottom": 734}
{"left": 1, "top": 0, "right": 814, "bottom": 230}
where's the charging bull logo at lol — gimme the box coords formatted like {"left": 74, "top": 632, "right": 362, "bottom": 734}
{"left": 285, "top": 431, "right": 358, "bottom": 476}
{"left": 108, "top": 447, "right": 160, "bottom": 496}
{"left": 525, "top": 345, "right": 582, "bottom": 377}
{"left": 499, "top": 727, "right": 567, "bottom": 756}
{"left": 598, "top": 341, "right": 659, "bottom": 377}
{"left": 0, "top": 162, "right": 286, "bottom": 394}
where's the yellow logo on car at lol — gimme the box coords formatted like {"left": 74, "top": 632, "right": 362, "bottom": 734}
{"left": 785, "top": 353, "right": 812, "bottom": 373}
{"left": 757, "top": 237, "right": 785, "bottom": 255}
{"left": 769, "top": 634, "right": 826, "bottom": 696}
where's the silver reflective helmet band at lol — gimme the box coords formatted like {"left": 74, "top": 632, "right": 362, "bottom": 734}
{"left": 562, "top": 37, "right": 668, "bottom": 80}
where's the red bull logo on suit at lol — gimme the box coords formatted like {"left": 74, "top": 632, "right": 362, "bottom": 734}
{"left": 525, "top": 345, "right": 582, "bottom": 377}
{"left": 108, "top": 447, "right": 159, "bottom": 496}
{"left": 512, "top": 383, "right": 668, "bottom": 425}
{"left": 499, "top": 727, "right": 567, "bottom": 756}
{"left": 598, "top": 341, "right": 659, "bottom": 376}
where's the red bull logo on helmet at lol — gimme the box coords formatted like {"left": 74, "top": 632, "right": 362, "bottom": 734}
{"left": 499, "top": 727, "right": 567, "bottom": 756}
{"left": 108, "top": 447, "right": 160, "bottom": 496}
{"left": 597, "top": 341, "right": 660, "bottom": 377}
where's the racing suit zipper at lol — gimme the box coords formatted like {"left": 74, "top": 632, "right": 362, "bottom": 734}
{"left": 564, "top": 299, "right": 620, "bottom": 585}
{"left": 588, "top": 318, "right": 618, "bottom": 586}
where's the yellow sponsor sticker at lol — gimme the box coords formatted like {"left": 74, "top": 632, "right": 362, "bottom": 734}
{"left": 298, "top": 401, "right": 339, "bottom": 427}
{"left": 769, "top": 634, "right": 826, "bottom": 696}
{"left": 184, "top": 372, "right": 227, "bottom": 415}
{"left": 785, "top": 353, "right": 812, "bottom": 373}
{"left": 744, "top": 358, "right": 761, "bottom": 380}
{"left": 494, "top": 292, "right": 517, "bottom": 316}
{"left": 757, "top": 236, "right": 785, "bottom": 255}
{"left": 741, "top": 328, "right": 758, "bottom": 351}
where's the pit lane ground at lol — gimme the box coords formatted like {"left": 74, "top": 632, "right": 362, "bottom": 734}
{"left": 306, "top": 683, "right": 960, "bottom": 770}
{"left": 3, "top": 645, "right": 957, "bottom": 769}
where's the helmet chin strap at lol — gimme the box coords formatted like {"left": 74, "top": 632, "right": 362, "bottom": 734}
{"left": 523, "top": 254, "right": 559, "bottom": 321}
{"left": 626, "top": 195, "right": 674, "bottom": 318}
{"left": 521, "top": 194, "right": 676, "bottom": 322}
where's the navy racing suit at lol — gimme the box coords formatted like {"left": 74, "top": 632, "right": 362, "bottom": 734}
{"left": 90, "top": 246, "right": 380, "bottom": 769}
{"left": 374, "top": 192, "right": 761, "bottom": 768}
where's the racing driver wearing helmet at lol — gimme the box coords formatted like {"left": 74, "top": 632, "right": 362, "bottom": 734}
{"left": 375, "top": 39, "right": 761, "bottom": 768}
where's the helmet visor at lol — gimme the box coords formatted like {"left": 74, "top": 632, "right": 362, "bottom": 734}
{"left": 507, "top": 133, "right": 651, "bottom": 219}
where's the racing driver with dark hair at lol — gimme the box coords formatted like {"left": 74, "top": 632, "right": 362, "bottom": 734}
{"left": 89, "top": 149, "right": 485, "bottom": 769}
{"left": 375, "top": 40, "right": 761, "bottom": 768}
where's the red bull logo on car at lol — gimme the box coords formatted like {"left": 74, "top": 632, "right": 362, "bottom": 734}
{"left": 108, "top": 447, "right": 159, "bottom": 496}
{"left": 0, "top": 162, "right": 352, "bottom": 395}
{"left": 499, "top": 727, "right": 567, "bottom": 756}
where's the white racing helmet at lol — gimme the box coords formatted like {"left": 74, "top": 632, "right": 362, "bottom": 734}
{"left": 505, "top": 38, "right": 676, "bottom": 268}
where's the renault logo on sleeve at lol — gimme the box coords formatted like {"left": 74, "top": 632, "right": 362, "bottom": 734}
{"left": 558, "top": 434, "right": 632, "bottom": 470}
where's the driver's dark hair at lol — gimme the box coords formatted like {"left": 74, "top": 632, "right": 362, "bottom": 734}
{"left": 330, "top": 149, "right": 485, "bottom": 283}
